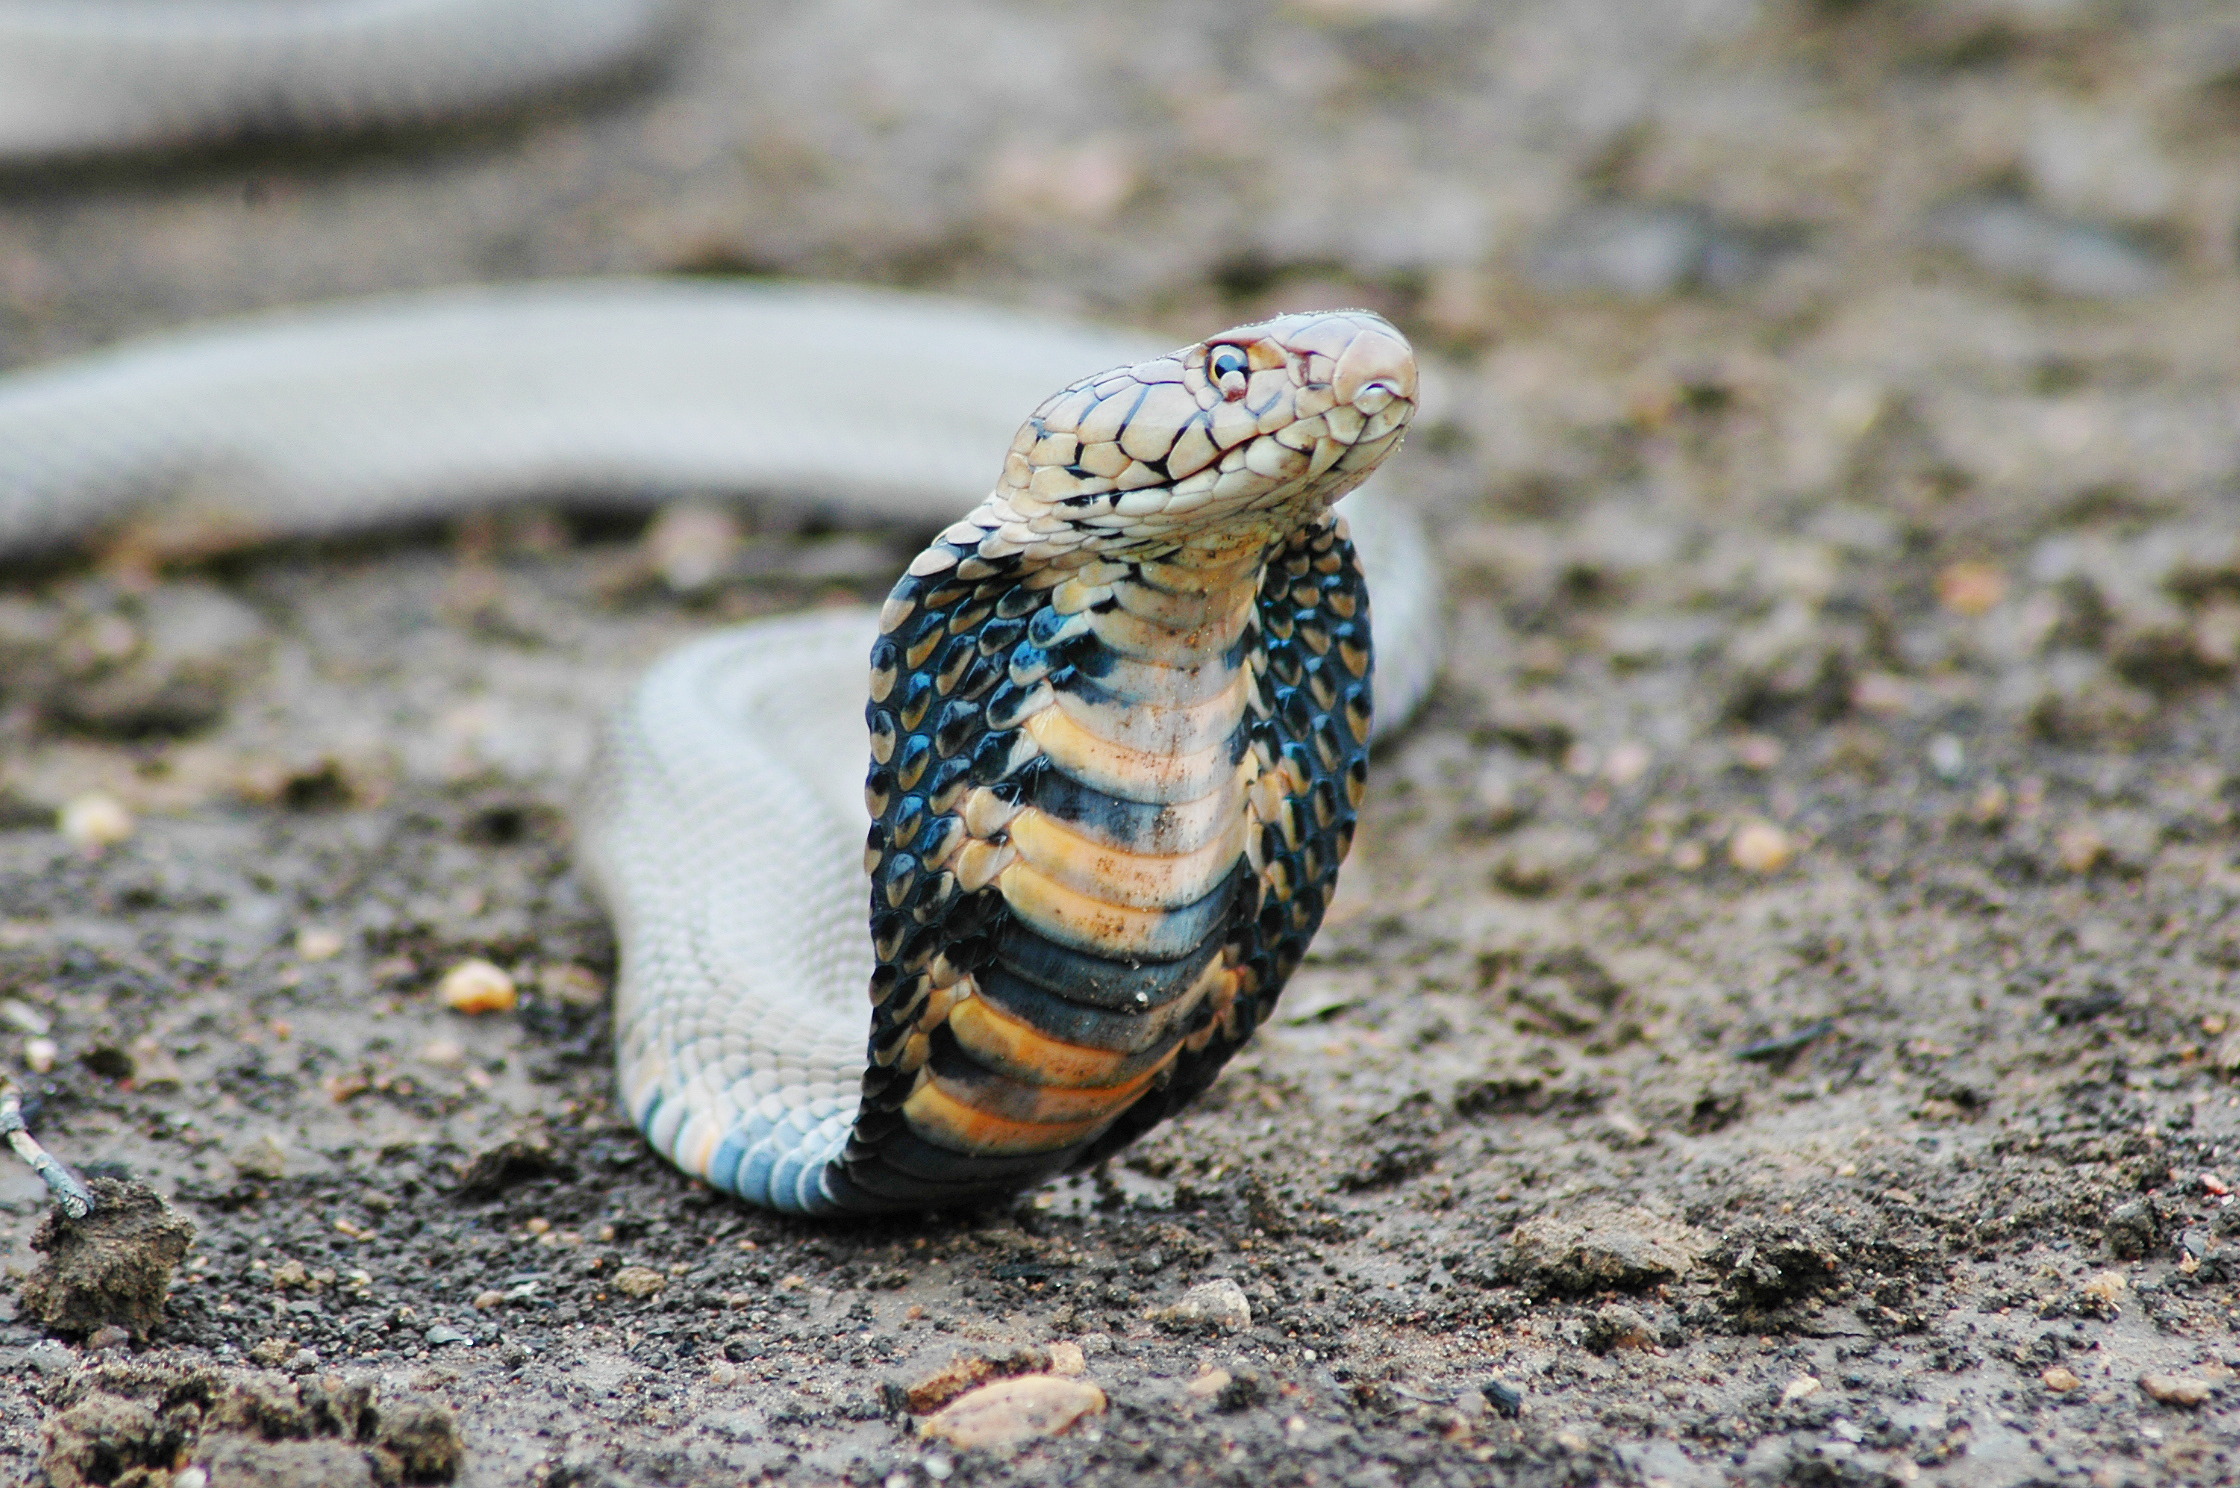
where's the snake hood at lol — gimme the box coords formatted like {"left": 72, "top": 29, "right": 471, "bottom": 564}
{"left": 826, "top": 311, "right": 1418, "bottom": 1212}
{"left": 952, "top": 309, "right": 1418, "bottom": 569}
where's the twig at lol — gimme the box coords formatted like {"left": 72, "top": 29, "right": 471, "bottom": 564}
{"left": 0, "top": 1079, "right": 96, "bottom": 1219}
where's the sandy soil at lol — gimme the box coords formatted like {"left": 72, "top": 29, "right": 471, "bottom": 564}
{"left": 4, "top": 0, "right": 2240, "bottom": 1483}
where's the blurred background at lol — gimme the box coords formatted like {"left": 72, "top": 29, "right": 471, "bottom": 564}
{"left": 7, "top": 0, "right": 2237, "bottom": 843}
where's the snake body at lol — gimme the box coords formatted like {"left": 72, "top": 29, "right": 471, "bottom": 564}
{"left": 0, "top": 282, "right": 1437, "bottom": 1213}
{"left": 0, "top": 1, "right": 679, "bottom": 161}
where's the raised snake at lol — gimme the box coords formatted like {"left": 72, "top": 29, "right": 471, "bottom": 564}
{"left": 0, "top": 13, "right": 1441, "bottom": 1217}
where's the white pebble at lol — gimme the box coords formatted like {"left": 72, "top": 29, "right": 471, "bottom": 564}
{"left": 59, "top": 792, "right": 134, "bottom": 850}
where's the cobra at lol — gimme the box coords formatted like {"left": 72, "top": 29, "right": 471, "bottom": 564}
{"left": 0, "top": 5, "right": 1438, "bottom": 1217}
{"left": 0, "top": 285, "right": 1432, "bottom": 1214}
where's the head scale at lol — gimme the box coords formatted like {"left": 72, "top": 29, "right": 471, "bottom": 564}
{"left": 987, "top": 309, "right": 1417, "bottom": 564}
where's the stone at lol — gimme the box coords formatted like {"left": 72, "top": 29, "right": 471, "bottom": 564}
{"left": 19, "top": 1177, "right": 196, "bottom": 1341}
{"left": 437, "top": 958, "right": 517, "bottom": 1014}
{"left": 1186, "top": 1368, "right": 1232, "bottom": 1400}
{"left": 58, "top": 792, "right": 134, "bottom": 851}
{"left": 453, "top": 1136, "right": 564, "bottom": 1198}
{"left": 1728, "top": 820, "right": 1793, "bottom": 874}
{"left": 1503, "top": 1201, "right": 1710, "bottom": 1292}
{"left": 1151, "top": 1278, "right": 1252, "bottom": 1332}
{"left": 2139, "top": 1373, "right": 2213, "bottom": 1408}
{"left": 905, "top": 1347, "right": 1053, "bottom": 1413}
{"left": 295, "top": 927, "right": 346, "bottom": 962}
{"left": 2041, "top": 1366, "right": 2083, "bottom": 1392}
{"left": 919, "top": 1375, "right": 1106, "bottom": 1450}
{"left": 1936, "top": 561, "right": 2008, "bottom": 616}
{"left": 232, "top": 1135, "right": 287, "bottom": 1181}
{"left": 1581, "top": 1303, "right": 1655, "bottom": 1353}
{"left": 2105, "top": 1200, "right": 2159, "bottom": 1259}
{"left": 611, "top": 1266, "right": 667, "bottom": 1299}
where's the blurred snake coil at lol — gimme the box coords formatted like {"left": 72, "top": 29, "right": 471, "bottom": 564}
{"left": 0, "top": 2, "right": 1443, "bottom": 1215}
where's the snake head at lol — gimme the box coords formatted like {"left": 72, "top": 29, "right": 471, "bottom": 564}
{"left": 989, "top": 309, "right": 1417, "bottom": 560}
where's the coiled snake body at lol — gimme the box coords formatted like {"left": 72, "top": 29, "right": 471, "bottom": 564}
{"left": 0, "top": 12, "right": 1438, "bottom": 1217}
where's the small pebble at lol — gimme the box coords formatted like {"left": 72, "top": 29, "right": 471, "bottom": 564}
{"left": 1603, "top": 740, "right": 1653, "bottom": 786}
{"left": 1047, "top": 1341, "right": 1086, "bottom": 1376}
{"left": 2041, "top": 1366, "right": 2082, "bottom": 1392}
{"left": 231, "top": 1134, "right": 287, "bottom": 1180}
{"left": 295, "top": 927, "right": 346, "bottom": 962}
{"left": 127, "top": 1036, "right": 183, "bottom": 1089}
{"left": 919, "top": 1375, "right": 1107, "bottom": 1450}
{"left": 423, "top": 1325, "right": 471, "bottom": 1348}
{"left": 0, "top": 999, "right": 52, "bottom": 1036}
{"left": 1729, "top": 820, "right": 1793, "bottom": 874}
{"left": 1851, "top": 673, "right": 1914, "bottom": 715}
{"left": 438, "top": 959, "right": 518, "bottom": 1014}
{"left": 472, "top": 1290, "right": 505, "bottom": 1311}
{"left": 1936, "top": 561, "right": 2008, "bottom": 616}
{"left": 537, "top": 963, "right": 608, "bottom": 1009}
{"left": 2138, "top": 1373, "right": 2212, "bottom": 1408}
{"left": 418, "top": 1038, "right": 469, "bottom": 1070}
{"left": 86, "top": 1325, "right": 131, "bottom": 1351}
{"left": 612, "top": 1265, "right": 667, "bottom": 1299}
{"left": 1781, "top": 1375, "right": 1821, "bottom": 1405}
{"left": 1482, "top": 1379, "right": 1524, "bottom": 1417}
{"left": 1927, "top": 734, "right": 1966, "bottom": 782}
{"left": 1151, "top": 1278, "right": 1252, "bottom": 1332}
{"left": 2056, "top": 827, "right": 2108, "bottom": 874}
{"left": 1732, "top": 734, "right": 1784, "bottom": 770}
{"left": 59, "top": 791, "right": 134, "bottom": 850}
{"left": 24, "top": 1037, "right": 57, "bottom": 1074}
{"left": 1186, "top": 1368, "right": 1233, "bottom": 1400}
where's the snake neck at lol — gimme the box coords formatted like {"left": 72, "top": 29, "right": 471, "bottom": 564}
{"left": 845, "top": 503, "right": 1372, "bottom": 1209}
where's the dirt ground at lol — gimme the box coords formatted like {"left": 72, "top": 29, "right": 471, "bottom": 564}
{"left": 4, "top": 0, "right": 2240, "bottom": 1483}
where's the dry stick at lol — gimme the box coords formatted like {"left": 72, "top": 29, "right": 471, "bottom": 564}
{"left": 0, "top": 1079, "right": 95, "bottom": 1219}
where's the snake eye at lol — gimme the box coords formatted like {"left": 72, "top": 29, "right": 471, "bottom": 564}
{"left": 1208, "top": 346, "right": 1250, "bottom": 398}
